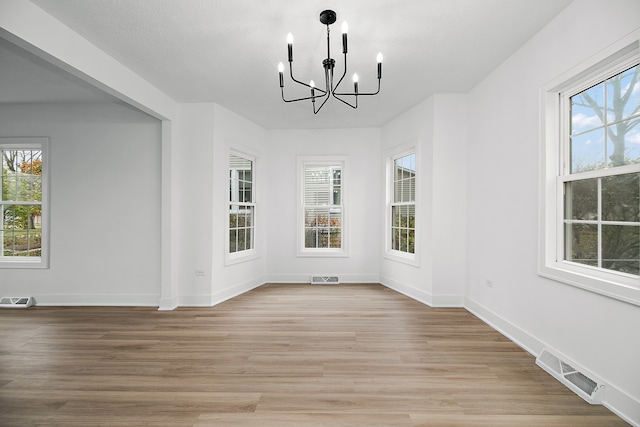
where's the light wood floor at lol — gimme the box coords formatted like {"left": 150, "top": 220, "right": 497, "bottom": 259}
{"left": 0, "top": 283, "right": 627, "bottom": 426}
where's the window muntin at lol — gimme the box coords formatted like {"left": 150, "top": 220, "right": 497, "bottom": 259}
{"left": 562, "top": 64, "right": 640, "bottom": 277}
{"left": 229, "top": 153, "right": 254, "bottom": 254}
{"left": 1, "top": 138, "right": 48, "bottom": 268}
{"left": 391, "top": 153, "right": 416, "bottom": 254}
{"left": 303, "top": 164, "right": 343, "bottom": 250}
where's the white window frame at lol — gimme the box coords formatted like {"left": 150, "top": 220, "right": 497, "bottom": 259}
{"left": 297, "top": 156, "right": 349, "bottom": 258}
{"left": 384, "top": 143, "right": 419, "bottom": 266}
{"left": 0, "top": 137, "right": 50, "bottom": 269}
{"left": 225, "top": 148, "right": 259, "bottom": 265}
{"left": 539, "top": 32, "right": 640, "bottom": 306}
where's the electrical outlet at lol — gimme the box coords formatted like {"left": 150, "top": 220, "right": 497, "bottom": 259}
{"left": 485, "top": 279, "right": 494, "bottom": 288}
{"left": 195, "top": 270, "right": 205, "bottom": 277}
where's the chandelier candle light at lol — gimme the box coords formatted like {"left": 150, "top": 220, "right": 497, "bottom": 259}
{"left": 278, "top": 9, "right": 383, "bottom": 114}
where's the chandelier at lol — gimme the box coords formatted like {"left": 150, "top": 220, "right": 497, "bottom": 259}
{"left": 277, "top": 9, "right": 383, "bottom": 114}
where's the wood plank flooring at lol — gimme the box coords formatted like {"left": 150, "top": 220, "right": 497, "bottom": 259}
{"left": 0, "top": 283, "right": 628, "bottom": 426}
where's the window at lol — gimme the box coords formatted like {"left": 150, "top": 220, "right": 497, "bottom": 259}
{"left": 1, "top": 137, "right": 49, "bottom": 268}
{"left": 228, "top": 152, "right": 255, "bottom": 259}
{"left": 391, "top": 153, "right": 416, "bottom": 254}
{"left": 564, "top": 65, "right": 640, "bottom": 275}
{"left": 385, "top": 148, "right": 417, "bottom": 264}
{"left": 298, "top": 157, "right": 348, "bottom": 257}
{"left": 540, "top": 35, "right": 640, "bottom": 305}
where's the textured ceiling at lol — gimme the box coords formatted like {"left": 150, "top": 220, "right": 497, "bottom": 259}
{"left": 4, "top": 0, "right": 572, "bottom": 129}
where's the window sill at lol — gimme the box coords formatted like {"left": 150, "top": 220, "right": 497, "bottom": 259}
{"left": 384, "top": 250, "right": 419, "bottom": 267}
{"left": 225, "top": 249, "right": 260, "bottom": 266}
{"left": 538, "top": 261, "right": 640, "bottom": 307}
{"left": 0, "top": 257, "right": 49, "bottom": 269}
{"left": 297, "top": 249, "right": 349, "bottom": 258}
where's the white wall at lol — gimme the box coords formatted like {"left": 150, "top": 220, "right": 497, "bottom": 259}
{"left": 211, "top": 104, "right": 267, "bottom": 302}
{"left": 265, "top": 128, "right": 382, "bottom": 283}
{"left": 0, "top": 103, "right": 162, "bottom": 305}
{"left": 465, "top": 0, "right": 640, "bottom": 422}
{"left": 173, "top": 103, "right": 267, "bottom": 306}
{"left": 380, "top": 94, "right": 467, "bottom": 307}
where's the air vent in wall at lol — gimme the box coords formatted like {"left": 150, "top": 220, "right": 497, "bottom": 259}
{"left": 311, "top": 276, "right": 339, "bottom": 284}
{"left": 536, "top": 348, "right": 604, "bottom": 404}
{"left": 0, "top": 296, "right": 35, "bottom": 308}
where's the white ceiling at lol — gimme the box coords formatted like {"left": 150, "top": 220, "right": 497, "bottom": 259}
{"left": 2, "top": 0, "right": 572, "bottom": 129}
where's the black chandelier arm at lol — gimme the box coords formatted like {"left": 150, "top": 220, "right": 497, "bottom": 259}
{"left": 287, "top": 62, "right": 328, "bottom": 95}
{"left": 331, "top": 93, "right": 357, "bottom": 109}
{"left": 331, "top": 52, "right": 349, "bottom": 95}
{"left": 312, "top": 91, "right": 332, "bottom": 114}
{"left": 333, "top": 78, "right": 381, "bottom": 97}
{"left": 280, "top": 87, "right": 327, "bottom": 103}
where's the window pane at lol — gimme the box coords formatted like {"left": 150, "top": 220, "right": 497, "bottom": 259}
{"left": 333, "top": 185, "right": 341, "bottom": 205}
{"left": 607, "top": 65, "right": 639, "bottom": 122}
{"left": 245, "top": 227, "right": 252, "bottom": 251}
{"left": 229, "top": 229, "right": 237, "bottom": 253}
{"left": 245, "top": 207, "right": 254, "bottom": 227}
{"left": 305, "top": 228, "right": 317, "bottom": 248}
{"left": 329, "top": 228, "right": 341, "bottom": 248}
{"left": 565, "top": 179, "right": 598, "bottom": 220}
{"left": 621, "top": 126, "right": 640, "bottom": 165}
{"left": 602, "top": 225, "right": 639, "bottom": 275}
{"left": 333, "top": 168, "right": 341, "bottom": 185}
{"left": 570, "top": 128, "right": 605, "bottom": 172}
{"left": 238, "top": 228, "right": 246, "bottom": 251}
{"left": 407, "top": 177, "right": 415, "bottom": 202}
{"left": 391, "top": 206, "right": 398, "bottom": 227}
{"left": 318, "top": 229, "right": 329, "bottom": 248}
{"left": 394, "top": 179, "right": 402, "bottom": 203}
{"left": 229, "top": 154, "right": 252, "bottom": 203}
{"left": 602, "top": 173, "right": 639, "bottom": 222}
{"left": 329, "top": 209, "right": 341, "bottom": 228}
{"left": 229, "top": 206, "right": 237, "bottom": 228}
{"left": 407, "top": 205, "right": 415, "bottom": 230}
{"left": 571, "top": 82, "right": 604, "bottom": 134}
{"left": 565, "top": 223, "right": 598, "bottom": 267}
{"left": 408, "top": 229, "right": 415, "bottom": 254}
{"left": 2, "top": 205, "right": 42, "bottom": 257}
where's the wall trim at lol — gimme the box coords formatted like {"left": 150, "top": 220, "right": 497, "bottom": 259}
{"left": 464, "top": 296, "right": 640, "bottom": 426}
{"left": 34, "top": 294, "right": 160, "bottom": 307}
{"left": 210, "top": 277, "right": 266, "bottom": 306}
{"left": 379, "top": 275, "right": 433, "bottom": 306}
{"left": 266, "top": 274, "right": 379, "bottom": 284}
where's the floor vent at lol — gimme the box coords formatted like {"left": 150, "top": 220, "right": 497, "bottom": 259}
{"left": 536, "top": 348, "right": 604, "bottom": 404}
{"left": 311, "top": 276, "right": 339, "bottom": 285}
{"left": 0, "top": 296, "right": 35, "bottom": 308}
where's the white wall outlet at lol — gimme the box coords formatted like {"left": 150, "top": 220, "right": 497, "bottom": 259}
{"left": 195, "top": 270, "right": 205, "bottom": 276}
{"left": 485, "top": 279, "right": 494, "bottom": 288}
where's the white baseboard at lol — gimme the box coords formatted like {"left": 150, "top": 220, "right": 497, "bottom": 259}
{"left": 33, "top": 294, "right": 160, "bottom": 307}
{"left": 176, "top": 277, "right": 266, "bottom": 307}
{"left": 266, "top": 273, "right": 379, "bottom": 284}
{"left": 380, "top": 275, "right": 433, "bottom": 305}
{"left": 464, "top": 296, "right": 640, "bottom": 426}
{"left": 379, "top": 275, "right": 464, "bottom": 307}
{"left": 211, "top": 277, "right": 266, "bottom": 306}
